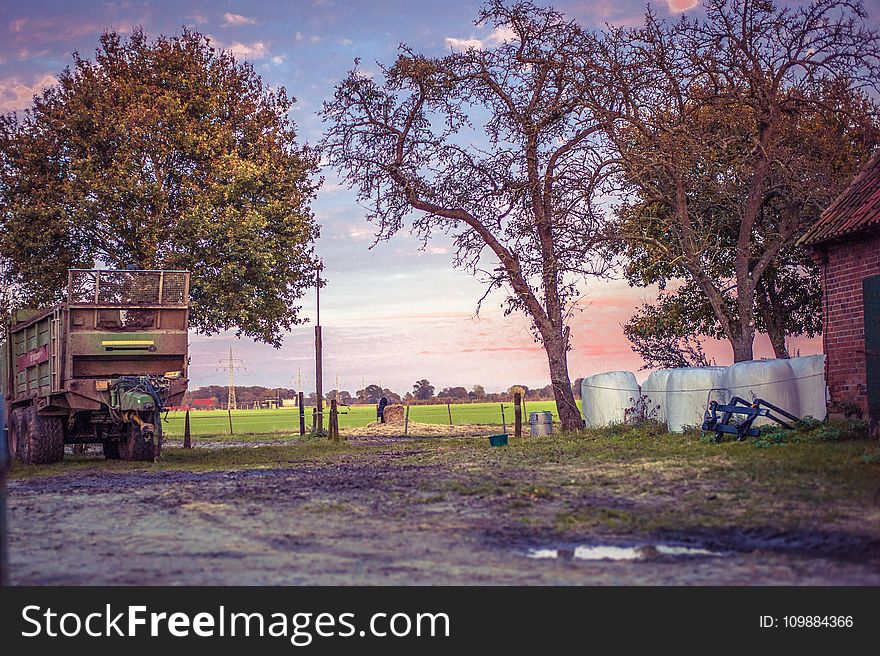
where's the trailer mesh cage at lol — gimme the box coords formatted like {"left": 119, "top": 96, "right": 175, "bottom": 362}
{"left": 68, "top": 270, "right": 189, "bottom": 306}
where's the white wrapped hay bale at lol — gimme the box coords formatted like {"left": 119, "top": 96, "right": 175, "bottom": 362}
{"left": 580, "top": 371, "right": 640, "bottom": 428}
{"left": 722, "top": 359, "right": 800, "bottom": 425}
{"left": 665, "top": 367, "right": 727, "bottom": 433}
{"left": 640, "top": 369, "right": 672, "bottom": 425}
{"left": 786, "top": 355, "right": 827, "bottom": 421}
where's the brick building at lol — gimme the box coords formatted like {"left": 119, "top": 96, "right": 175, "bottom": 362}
{"left": 191, "top": 398, "right": 217, "bottom": 411}
{"left": 800, "top": 153, "right": 880, "bottom": 437}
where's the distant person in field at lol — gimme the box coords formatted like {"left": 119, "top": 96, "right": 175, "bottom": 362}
{"left": 377, "top": 397, "right": 389, "bottom": 423}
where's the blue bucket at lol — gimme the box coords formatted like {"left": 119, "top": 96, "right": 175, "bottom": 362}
{"left": 488, "top": 433, "right": 508, "bottom": 447}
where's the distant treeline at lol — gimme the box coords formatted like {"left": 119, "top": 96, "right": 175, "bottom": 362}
{"left": 185, "top": 380, "right": 584, "bottom": 406}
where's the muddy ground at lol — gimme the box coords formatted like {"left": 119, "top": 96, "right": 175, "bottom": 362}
{"left": 7, "top": 428, "right": 880, "bottom": 585}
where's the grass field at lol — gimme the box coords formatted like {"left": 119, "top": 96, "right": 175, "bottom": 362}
{"left": 8, "top": 421, "right": 880, "bottom": 584}
{"left": 161, "top": 401, "right": 565, "bottom": 436}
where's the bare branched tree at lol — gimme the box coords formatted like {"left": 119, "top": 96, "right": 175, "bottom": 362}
{"left": 321, "top": 0, "right": 617, "bottom": 430}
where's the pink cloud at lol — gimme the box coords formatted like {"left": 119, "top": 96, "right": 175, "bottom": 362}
{"left": 4, "top": 16, "right": 130, "bottom": 49}
{"left": 0, "top": 73, "right": 56, "bottom": 112}
{"left": 460, "top": 346, "right": 543, "bottom": 353}
{"left": 667, "top": 0, "right": 700, "bottom": 12}
{"left": 222, "top": 13, "right": 257, "bottom": 27}
{"left": 226, "top": 41, "right": 269, "bottom": 60}
{"left": 564, "top": 0, "right": 645, "bottom": 28}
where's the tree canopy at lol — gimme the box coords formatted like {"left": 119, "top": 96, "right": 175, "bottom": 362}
{"left": 0, "top": 28, "right": 319, "bottom": 345}
{"left": 412, "top": 379, "right": 435, "bottom": 401}
{"left": 594, "top": 0, "right": 880, "bottom": 361}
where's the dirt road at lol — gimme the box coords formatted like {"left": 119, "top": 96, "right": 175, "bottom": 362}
{"left": 7, "top": 431, "right": 880, "bottom": 585}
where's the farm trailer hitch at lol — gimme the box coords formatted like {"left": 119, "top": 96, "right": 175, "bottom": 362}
{"left": 112, "top": 375, "right": 172, "bottom": 459}
{"left": 125, "top": 411, "right": 156, "bottom": 439}
{"left": 702, "top": 396, "right": 800, "bottom": 442}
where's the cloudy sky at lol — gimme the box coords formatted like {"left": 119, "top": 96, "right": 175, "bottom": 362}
{"left": 0, "top": 0, "right": 825, "bottom": 394}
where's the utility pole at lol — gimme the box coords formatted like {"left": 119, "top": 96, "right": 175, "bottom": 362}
{"left": 315, "top": 264, "right": 324, "bottom": 434}
{"left": 217, "top": 347, "right": 245, "bottom": 410}
{"left": 335, "top": 373, "right": 340, "bottom": 402}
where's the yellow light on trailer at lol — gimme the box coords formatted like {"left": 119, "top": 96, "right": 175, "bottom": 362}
{"left": 164, "top": 371, "right": 182, "bottom": 379}
{"left": 95, "top": 380, "right": 111, "bottom": 391}
{"left": 101, "top": 340, "right": 155, "bottom": 346}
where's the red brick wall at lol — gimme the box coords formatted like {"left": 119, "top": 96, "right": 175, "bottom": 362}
{"left": 818, "top": 233, "right": 880, "bottom": 417}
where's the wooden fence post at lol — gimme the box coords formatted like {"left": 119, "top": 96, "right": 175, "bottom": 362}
{"left": 227, "top": 406, "right": 234, "bottom": 435}
{"left": 501, "top": 403, "right": 506, "bottom": 435}
{"left": 447, "top": 402, "right": 453, "bottom": 426}
{"left": 329, "top": 399, "right": 339, "bottom": 441}
{"left": 514, "top": 391, "right": 522, "bottom": 438}
{"left": 404, "top": 406, "right": 410, "bottom": 436}
{"left": 183, "top": 410, "right": 192, "bottom": 448}
{"left": 298, "top": 392, "right": 305, "bottom": 435}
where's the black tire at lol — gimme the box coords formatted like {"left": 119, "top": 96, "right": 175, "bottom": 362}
{"left": 119, "top": 418, "right": 156, "bottom": 461}
{"left": 102, "top": 438, "right": 121, "bottom": 460}
{"left": 8, "top": 407, "right": 26, "bottom": 463}
{"left": 155, "top": 413, "right": 163, "bottom": 458}
{"left": 21, "top": 406, "right": 64, "bottom": 465}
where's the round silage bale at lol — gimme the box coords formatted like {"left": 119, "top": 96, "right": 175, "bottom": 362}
{"left": 787, "top": 355, "right": 827, "bottom": 421}
{"left": 665, "top": 367, "right": 728, "bottom": 433}
{"left": 640, "top": 369, "right": 672, "bottom": 425}
{"left": 580, "top": 371, "right": 640, "bottom": 428}
{"left": 722, "top": 359, "right": 800, "bottom": 425}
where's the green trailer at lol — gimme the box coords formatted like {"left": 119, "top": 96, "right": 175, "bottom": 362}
{"left": 3, "top": 269, "right": 189, "bottom": 463}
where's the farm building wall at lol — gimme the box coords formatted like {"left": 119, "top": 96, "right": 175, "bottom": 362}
{"left": 816, "top": 233, "right": 880, "bottom": 418}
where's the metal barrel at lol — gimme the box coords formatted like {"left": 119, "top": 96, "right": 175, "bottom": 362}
{"left": 529, "top": 411, "right": 553, "bottom": 437}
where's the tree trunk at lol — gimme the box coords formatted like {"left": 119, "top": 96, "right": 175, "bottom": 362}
{"left": 542, "top": 332, "right": 582, "bottom": 432}
{"left": 756, "top": 275, "right": 789, "bottom": 359}
{"left": 730, "top": 333, "right": 755, "bottom": 362}
{"left": 731, "top": 271, "right": 757, "bottom": 363}
{"left": 767, "top": 326, "right": 789, "bottom": 359}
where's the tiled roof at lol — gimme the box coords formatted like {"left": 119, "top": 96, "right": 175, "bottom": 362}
{"left": 800, "top": 151, "right": 880, "bottom": 246}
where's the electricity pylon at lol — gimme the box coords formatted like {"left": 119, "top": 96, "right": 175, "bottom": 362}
{"left": 294, "top": 366, "right": 304, "bottom": 405}
{"left": 217, "top": 347, "right": 245, "bottom": 410}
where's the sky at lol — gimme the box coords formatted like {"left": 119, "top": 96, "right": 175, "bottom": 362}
{"left": 0, "top": 0, "right": 828, "bottom": 394}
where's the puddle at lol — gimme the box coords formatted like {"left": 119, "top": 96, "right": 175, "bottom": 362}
{"left": 525, "top": 544, "right": 722, "bottom": 561}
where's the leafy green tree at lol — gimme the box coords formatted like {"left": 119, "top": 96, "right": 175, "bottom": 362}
{"left": 326, "top": 390, "right": 354, "bottom": 405}
{"left": 439, "top": 386, "right": 468, "bottom": 400}
{"left": 596, "top": 0, "right": 880, "bottom": 361}
{"left": 469, "top": 385, "right": 486, "bottom": 401}
{"left": 623, "top": 286, "right": 715, "bottom": 370}
{"left": 356, "top": 384, "right": 385, "bottom": 404}
{"left": 382, "top": 388, "right": 402, "bottom": 404}
{"left": 0, "top": 28, "right": 319, "bottom": 345}
{"left": 413, "top": 380, "right": 435, "bottom": 401}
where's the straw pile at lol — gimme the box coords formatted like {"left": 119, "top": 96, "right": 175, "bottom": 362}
{"left": 382, "top": 404, "right": 406, "bottom": 423}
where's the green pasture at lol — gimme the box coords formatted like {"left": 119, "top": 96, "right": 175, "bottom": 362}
{"left": 160, "top": 401, "right": 566, "bottom": 436}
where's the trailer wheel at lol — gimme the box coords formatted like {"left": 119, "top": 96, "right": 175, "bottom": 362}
{"left": 102, "top": 438, "right": 121, "bottom": 460}
{"left": 8, "top": 407, "right": 26, "bottom": 462}
{"left": 119, "top": 421, "right": 156, "bottom": 461}
{"left": 21, "top": 406, "right": 64, "bottom": 465}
